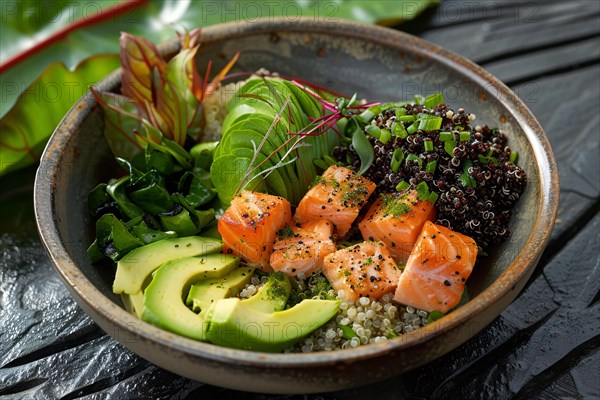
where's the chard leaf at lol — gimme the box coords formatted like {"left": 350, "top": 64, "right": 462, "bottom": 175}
{"left": 131, "top": 220, "right": 177, "bottom": 244}
{"left": 105, "top": 176, "right": 143, "bottom": 220}
{"left": 159, "top": 194, "right": 215, "bottom": 236}
{"left": 145, "top": 142, "right": 176, "bottom": 175}
{"left": 128, "top": 170, "right": 174, "bottom": 215}
{"left": 120, "top": 32, "right": 166, "bottom": 124}
{"left": 90, "top": 89, "right": 143, "bottom": 161}
{"left": 178, "top": 169, "right": 216, "bottom": 208}
{"left": 90, "top": 213, "right": 144, "bottom": 262}
{"left": 155, "top": 47, "right": 198, "bottom": 146}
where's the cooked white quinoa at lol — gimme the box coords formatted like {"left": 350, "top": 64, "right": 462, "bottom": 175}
{"left": 239, "top": 276, "right": 431, "bottom": 352}
{"left": 285, "top": 292, "right": 430, "bottom": 353}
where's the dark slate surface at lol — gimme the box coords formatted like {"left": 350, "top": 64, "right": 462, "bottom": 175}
{"left": 1, "top": 1, "right": 599, "bottom": 399}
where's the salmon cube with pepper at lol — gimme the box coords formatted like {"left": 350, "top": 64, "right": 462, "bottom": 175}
{"left": 270, "top": 219, "right": 336, "bottom": 279}
{"left": 359, "top": 189, "right": 437, "bottom": 263}
{"left": 294, "top": 165, "right": 376, "bottom": 238}
{"left": 323, "top": 241, "right": 401, "bottom": 301}
{"left": 393, "top": 221, "right": 478, "bottom": 313}
{"left": 218, "top": 190, "right": 292, "bottom": 272}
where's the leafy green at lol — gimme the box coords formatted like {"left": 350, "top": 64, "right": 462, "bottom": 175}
{"left": 0, "top": 55, "right": 119, "bottom": 176}
{"left": 87, "top": 214, "right": 144, "bottom": 263}
{"left": 92, "top": 30, "right": 238, "bottom": 152}
{"left": 350, "top": 120, "right": 375, "bottom": 176}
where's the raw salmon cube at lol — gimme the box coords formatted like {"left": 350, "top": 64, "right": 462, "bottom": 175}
{"left": 270, "top": 219, "right": 336, "bottom": 278}
{"left": 359, "top": 189, "right": 436, "bottom": 263}
{"left": 393, "top": 221, "right": 478, "bottom": 313}
{"left": 218, "top": 191, "right": 292, "bottom": 271}
{"left": 323, "top": 241, "right": 401, "bottom": 301}
{"left": 294, "top": 165, "right": 376, "bottom": 238}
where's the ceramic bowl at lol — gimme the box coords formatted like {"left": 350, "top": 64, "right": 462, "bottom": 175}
{"left": 34, "top": 18, "right": 559, "bottom": 393}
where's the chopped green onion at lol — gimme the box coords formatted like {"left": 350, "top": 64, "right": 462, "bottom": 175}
{"left": 405, "top": 153, "right": 423, "bottom": 169}
{"left": 407, "top": 122, "right": 419, "bottom": 134}
{"left": 438, "top": 131, "right": 453, "bottom": 142}
{"left": 396, "top": 181, "right": 410, "bottom": 192}
{"left": 424, "top": 93, "right": 445, "bottom": 109}
{"left": 426, "top": 160, "right": 437, "bottom": 174}
{"left": 418, "top": 117, "right": 443, "bottom": 131}
{"left": 390, "top": 148, "right": 404, "bottom": 173}
{"left": 459, "top": 132, "right": 471, "bottom": 141}
{"left": 455, "top": 125, "right": 464, "bottom": 131}
{"left": 358, "top": 110, "right": 375, "bottom": 124}
{"left": 413, "top": 95, "right": 424, "bottom": 105}
{"left": 379, "top": 128, "right": 392, "bottom": 144}
{"left": 444, "top": 140, "right": 457, "bottom": 156}
{"left": 428, "top": 191, "right": 439, "bottom": 203}
{"left": 368, "top": 102, "right": 408, "bottom": 115}
{"left": 392, "top": 122, "right": 408, "bottom": 139}
{"left": 416, "top": 181, "right": 430, "bottom": 201}
{"left": 365, "top": 124, "right": 381, "bottom": 139}
{"left": 395, "top": 108, "right": 408, "bottom": 118}
{"left": 398, "top": 115, "right": 415, "bottom": 123}
{"left": 423, "top": 140, "right": 434, "bottom": 152}
{"left": 509, "top": 150, "right": 518, "bottom": 163}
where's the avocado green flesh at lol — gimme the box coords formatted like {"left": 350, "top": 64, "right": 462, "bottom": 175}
{"left": 186, "top": 267, "right": 255, "bottom": 313}
{"left": 113, "top": 236, "right": 222, "bottom": 295}
{"left": 142, "top": 254, "right": 240, "bottom": 340}
{"left": 205, "top": 298, "right": 340, "bottom": 352}
{"left": 121, "top": 292, "right": 145, "bottom": 318}
{"left": 242, "top": 271, "right": 291, "bottom": 313}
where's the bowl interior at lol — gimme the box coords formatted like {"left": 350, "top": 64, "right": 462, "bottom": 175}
{"left": 36, "top": 19, "right": 555, "bottom": 392}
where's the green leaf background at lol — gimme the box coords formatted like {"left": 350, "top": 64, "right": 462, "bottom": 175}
{"left": 0, "top": 0, "right": 437, "bottom": 177}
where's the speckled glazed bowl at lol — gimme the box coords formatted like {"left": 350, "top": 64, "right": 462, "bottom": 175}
{"left": 34, "top": 19, "right": 559, "bottom": 393}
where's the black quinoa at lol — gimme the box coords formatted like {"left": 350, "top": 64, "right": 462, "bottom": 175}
{"left": 333, "top": 103, "right": 527, "bottom": 250}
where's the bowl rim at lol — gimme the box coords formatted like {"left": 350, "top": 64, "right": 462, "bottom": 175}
{"left": 34, "top": 17, "right": 559, "bottom": 368}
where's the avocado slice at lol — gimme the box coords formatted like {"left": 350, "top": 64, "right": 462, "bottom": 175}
{"left": 121, "top": 292, "right": 145, "bottom": 318}
{"left": 242, "top": 271, "right": 291, "bottom": 313}
{"left": 113, "top": 236, "right": 222, "bottom": 295}
{"left": 186, "top": 266, "right": 255, "bottom": 313}
{"left": 204, "top": 298, "right": 340, "bottom": 352}
{"left": 141, "top": 253, "right": 240, "bottom": 340}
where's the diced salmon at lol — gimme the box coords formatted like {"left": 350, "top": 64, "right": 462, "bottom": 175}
{"left": 359, "top": 190, "right": 436, "bottom": 263}
{"left": 294, "top": 165, "right": 376, "bottom": 238}
{"left": 323, "top": 241, "right": 401, "bottom": 301}
{"left": 269, "top": 219, "right": 336, "bottom": 278}
{"left": 393, "top": 221, "right": 478, "bottom": 313}
{"left": 218, "top": 190, "right": 292, "bottom": 272}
